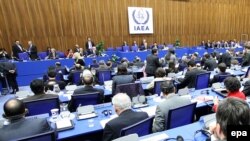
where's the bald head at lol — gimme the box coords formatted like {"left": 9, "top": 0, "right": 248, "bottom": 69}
{"left": 3, "top": 99, "right": 26, "bottom": 119}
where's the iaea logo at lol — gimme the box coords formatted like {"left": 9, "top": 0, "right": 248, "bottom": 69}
{"left": 132, "top": 8, "right": 149, "bottom": 24}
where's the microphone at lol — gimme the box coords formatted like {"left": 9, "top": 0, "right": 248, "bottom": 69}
{"left": 176, "top": 135, "right": 184, "bottom": 141}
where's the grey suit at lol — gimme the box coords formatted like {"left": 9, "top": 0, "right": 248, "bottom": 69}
{"left": 112, "top": 74, "right": 135, "bottom": 95}
{"left": 0, "top": 117, "right": 52, "bottom": 141}
{"left": 203, "top": 58, "right": 217, "bottom": 71}
{"left": 152, "top": 94, "right": 191, "bottom": 132}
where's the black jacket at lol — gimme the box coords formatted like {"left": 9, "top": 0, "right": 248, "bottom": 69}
{"left": 103, "top": 109, "right": 148, "bottom": 141}
{"left": 145, "top": 54, "right": 161, "bottom": 75}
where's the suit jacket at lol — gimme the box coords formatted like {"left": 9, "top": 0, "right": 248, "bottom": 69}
{"left": 210, "top": 72, "right": 230, "bottom": 84}
{"left": 133, "top": 62, "right": 145, "bottom": 68}
{"left": 203, "top": 58, "right": 217, "bottom": 71}
{"left": 242, "top": 53, "right": 250, "bottom": 67}
{"left": 103, "top": 109, "right": 148, "bottom": 141}
{"left": 12, "top": 44, "right": 24, "bottom": 59}
{"left": 28, "top": 44, "right": 38, "bottom": 60}
{"left": 220, "top": 52, "right": 232, "bottom": 67}
{"left": 68, "top": 85, "right": 104, "bottom": 112}
{"left": 85, "top": 41, "right": 95, "bottom": 51}
{"left": 67, "top": 69, "right": 83, "bottom": 84}
{"left": 178, "top": 68, "right": 207, "bottom": 89}
{"left": 112, "top": 74, "right": 135, "bottom": 95}
{"left": 145, "top": 54, "right": 161, "bottom": 75}
{"left": 152, "top": 94, "right": 191, "bottom": 132}
{"left": 44, "top": 80, "right": 66, "bottom": 91}
{"left": 243, "top": 80, "right": 250, "bottom": 96}
{"left": 48, "top": 52, "right": 59, "bottom": 59}
{"left": 22, "top": 93, "right": 59, "bottom": 102}
{"left": 0, "top": 117, "right": 52, "bottom": 141}
{"left": 2, "top": 62, "right": 17, "bottom": 75}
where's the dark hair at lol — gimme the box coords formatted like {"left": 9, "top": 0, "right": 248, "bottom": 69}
{"left": 48, "top": 70, "right": 57, "bottom": 78}
{"left": 117, "top": 64, "right": 127, "bottom": 75}
{"left": 82, "top": 76, "right": 93, "bottom": 85}
{"left": 160, "top": 80, "right": 175, "bottom": 94}
{"left": 224, "top": 77, "right": 241, "bottom": 92}
{"left": 76, "top": 59, "right": 85, "bottom": 66}
{"left": 193, "top": 53, "right": 198, "bottom": 57}
{"left": 30, "top": 79, "right": 44, "bottom": 94}
{"left": 3, "top": 99, "right": 26, "bottom": 118}
{"left": 169, "top": 48, "right": 175, "bottom": 54}
{"left": 155, "top": 68, "right": 166, "bottom": 77}
{"left": 168, "top": 60, "right": 176, "bottom": 70}
{"left": 187, "top": 60, "right": 196, "bottom": 67}
{"left": 216, "top": 98, "right": 250, "bottom": 137}
{"left": 218, "top": 63, "right": 227, "bottom": 73}
{"left": 106, "top": 61, "right": 112, "bottom": 67}
{"left": 151, "top": 48, "right": 158, "bottom": 54}
{"left": 204, "top": 54, "right": 210, "bottom": 59}
{"left": 55, "top": 62, "right": 61, "bottom": 67}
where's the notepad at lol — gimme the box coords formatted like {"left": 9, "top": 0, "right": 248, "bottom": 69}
{"left": 140, "top": 133, "right": 169, "bottom": 141}
{"left": 56, "top": 119, "right": 74, "bottom": 131}
{"left": 140, "top": 106, "right": 157, "bottom": 117}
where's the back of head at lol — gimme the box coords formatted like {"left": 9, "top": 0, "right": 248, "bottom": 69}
{"left": 224, "top": 77, "right": 241, "bottom": 93}
{"left": 160, "top": 80, "right": 175, "bottom": 95}
{"left": 168, "top": 60, "right": 176, "bottom": 69}
{"left": 151, "top": 48, "right": 158, "bottom": 55}
{"left": 47, "top": 70, "right": 56, "bottom": 78}
{"left": 76, "top": 59, "right": 85, "bottom": 66}
{"left": 218, "top": 63, "right": 227, "bottom": 73}
{"left": 204, "top": 53, "right": 210, "bottom": 59}
{"left": 3, "top": 99, "right": 27, "bottom": 120}
{"left": 155, "top": 68, "right": 166, "bottom": 78}
{"left": 117, "top": 64, "right": 128, "bottom": 75}
{"left": 82, "top": 70, "right": 94, "bottom": 85}
{"left": 55, "top": 62, "right": 61, "bottom": 67}
{"left": 112, "top": 93, "right": 131, "bottom": 110}
{"left": 169, "top": 48, "right": 175, "bottom": 54}
{"left": 216, "top": 98, "right": 250, "bottom": 137}
{"left": 30, "top": 79, "right": 44, "bottom": 95}
{"left": 187, "top": 60, "right": 196, "bottom": 67}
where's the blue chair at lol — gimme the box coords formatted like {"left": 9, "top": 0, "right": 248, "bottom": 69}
{"left": 116, "top": 83, "right": 144, "bottom": 98}
{"left": 71, "top": 92, "right": 101, "bottom": 112}
{"left": 166, "top": 102, "right": 197, "bottom": 130}
{"left": 24, "top": 97, "right": 60, "bottom": 116}
{"left": 38, "top": 52, "right": 47, "bottom": 60}
{"left": 153, "top": 80, "right": 167, "bottom": 96}
{"left": 195, "top": 72, "right": 211, "bottom": 90}
{"left": 97, "top": 70, "right": 111, "bottom": 85}
{"left": 106, "top": 47, "right": 115, "bottom": 51}
{"left": 158, "top": 45, "right": 164, "bottom": 50}
{"left": 120, "top": 116, "right": 154, "bottom": 137}
{"left": 122, "top": 46, "right": 130, "bottom": 52}
{"left": 18, "top": 52, "right": 30, "bottom": 60}
{"left": 116, "top": 47, "right": 122, "bottom": 51}
{"left": 16, "top": 130, "right": 56, "bottom": 141}
{"left": 90, "top": 64, "right": 99, "bottom": 69}
{"left": 72, "top": 71, "right": 82, "bottom": 84}
{"left": 57, "top": 52, "right": 65, "bottom": 58}
{"left": 218, "top": 74, "right": 232, "bottom": 82}
{"left": 131, "top": 46, "right": 138, "bottom": 52}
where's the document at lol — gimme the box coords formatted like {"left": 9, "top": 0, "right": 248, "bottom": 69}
{"left": 140, "top": 133, "right": 169, "bottom": 141}
{"left": 56, "top": 119, "right": 72, "bottom": 129}
{"left": 139, "top": 106, "right": 157, "bottom": 117}
{"left": 100, "top": 115, "right": 118, "bottom": 128}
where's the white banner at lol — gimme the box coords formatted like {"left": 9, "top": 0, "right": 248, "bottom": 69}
{"left": 128, "top": 7, "right": 153, "bottom": 34}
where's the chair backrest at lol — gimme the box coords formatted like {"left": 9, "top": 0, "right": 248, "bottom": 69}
{"left": 116, "top": 47, "right": 122, "bottom": 51}
{"left": 72, "top": 71, "right": 82, "bottom": 84}
{"left": 16, "top": 130, "right": 56, "bottom": 141}
{"left": 245, "top": 67, "right": 250, "bottom": 78}
{"left": 218, "top": 74, "right": 232, "bottom": 82}
{"left": 195, "top": 72, "right": 211, "bottom": 90}
{"left": 131, "top": 46, "right": 138, "bottom": 52}
{"left": 122, "top": 46, "right": 130, "bottom": 52}
{"left": 153, "top": 80, "right": 166, "bottom": 96}
{"left": 71, "top": 92, "right": 100, "bottom": 111}
{"left": 97, "top": 70, "right": 111, "bottom": 85}
{"left": 18, "top": 52, "right": 30, "bottom": 60}
{"left": 116, "top": 83, "right": 144, "bottom": 98}
{"left": 24, "top": 97, "right": 60, "bottom": 116}
{"left": 55, "top": 73, "right": 63, "bottom": 81}
{"left": 166, "top": 102, "right": 197, "bottom": 130}
{"left": 120, "top": 116, "right": 154, "bottom": 137}
{"left": 57, "top": 51, "right": 66, "bottom": 58}
{"left": 38, "top": 52, "right": 47, "bottom": 60}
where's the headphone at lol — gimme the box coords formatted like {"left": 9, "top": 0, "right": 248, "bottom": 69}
{"left": 194, "top": 129, "right": 211, "bottom": 141}
{"left": 2, "top": 108, "right": 29, "bottom": 120}
{"left": 164, "top": 135, "right": 184, "bottom": 141}
{"left": 102, "top": 110, "right": 112, "bottom": 116}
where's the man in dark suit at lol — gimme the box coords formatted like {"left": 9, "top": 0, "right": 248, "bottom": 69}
{"left": 177, "top": 60, "right": 207, "bottom": 89}
{"left": 3, "top": 62, "right": 19, "bottom": 94}
{"left": 103, "top": 93, "right": 148, "bottom": 141}
{"left": 145, "top": 48, "right": 161, "bottom": 76}
{"left": 44, "top": 70, "right": 66, "bottom": 91}
{"left": 23, "top": 79, "right": 59, "bottom": 102}
{"left": 68, "top": 70, "right": 104, "bottom": 112}
{"left": 219, "top": 49, "right": 233, "bottom": 68}
{"left": 67, "top": 64, "right": 83, "bottom": 85}
{"left": 210, "top": 63, "right": 231, "bottom": 85}
{"left": 0, "top": 99, "right": 53, "bottom": 140}
{"left": 47, "top": 48, "right": 59, "bottom": 59}
{"left": 203, "top": 54, "right": 217, "bottom": 71}
{"left": 12, "top": 40, "right": 25, "bottom": 59}
{"left": 0, "top": 48, "right": 10, "bottom": 60}
{"left": 27, "top": 41, "right": 39, "bottom": 60}
{"left": 85, "top": 37, "right": 95, "bottom": 54}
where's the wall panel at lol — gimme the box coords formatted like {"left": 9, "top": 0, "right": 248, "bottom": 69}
{"left": 0, "top": 0, "right": 250, "bottom": 52}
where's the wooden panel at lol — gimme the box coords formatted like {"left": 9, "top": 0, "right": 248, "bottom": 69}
{"left": 0, "top": 0, "right": 250, "bottom": 53}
